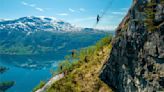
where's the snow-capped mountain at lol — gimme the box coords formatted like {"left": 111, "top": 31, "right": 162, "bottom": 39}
{"left": 0, "top": 19, "right": 6, "bottom": 22}
{"left": 0, "top": 16, "right": 114, "bottom": 69}
{"left": 0, "top": 16, "right": 81, "bottom": 32}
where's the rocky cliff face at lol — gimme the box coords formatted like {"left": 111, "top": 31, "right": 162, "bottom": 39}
{"left": 100, "top": 0, "right": 164, "bottom": 92}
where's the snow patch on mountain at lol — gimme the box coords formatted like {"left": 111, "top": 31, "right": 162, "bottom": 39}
{"left": 0, "top": 16, "right": 82, "bottom": 32}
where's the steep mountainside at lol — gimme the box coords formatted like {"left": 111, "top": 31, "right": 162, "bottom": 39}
{"left": 47, "top": 45, "right": 113, "bottom": 92}
{"left": 100, "top": 0, "right": 164, "bottom": 92}
{"left": 35, "top": 36, "right": 113, "bottom": 92}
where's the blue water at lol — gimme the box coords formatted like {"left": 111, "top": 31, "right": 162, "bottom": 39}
{"left": 0, "top": 59, "right": 57, "bottom": 92}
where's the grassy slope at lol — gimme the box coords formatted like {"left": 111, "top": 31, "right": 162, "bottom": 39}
{"left": 46, "top": 37, "right": 113, "bottom": 92}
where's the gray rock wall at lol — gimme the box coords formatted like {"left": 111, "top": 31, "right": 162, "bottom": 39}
{"left": 100, "top": 0, "right": 164, "bottom": 92}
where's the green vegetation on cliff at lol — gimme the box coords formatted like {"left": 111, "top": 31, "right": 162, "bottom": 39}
{"left": 33, "top": 81, "right": 46, "bottom": 92}
{"left": 44, "top": 36, "right": 113, "bottom": 92}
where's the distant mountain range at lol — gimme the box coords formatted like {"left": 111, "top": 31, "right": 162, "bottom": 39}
{"left": 0, "top": 16, "right": 82, "bottom": 32}
{"left": 0, "top": 16, "right": 114, "bottom": 69}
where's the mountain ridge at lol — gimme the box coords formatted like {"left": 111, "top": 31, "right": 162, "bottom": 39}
{"left": 0, "top": 16, "right": 113, "bottom": 33}
{"left": 0, "top": 16, "right": 82, "bottom": 32}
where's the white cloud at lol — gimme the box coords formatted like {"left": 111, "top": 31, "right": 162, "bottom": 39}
{"left": 68, "top": 8, "right": 86, "bottom": 13}
{"left": 69, "top": 8, "right": 75, "bottom": 12}
{"left": 22, "top": 2, "right": 28, "bottom": 6}
{"left": 29, "top": 4, "right": 35, "bottom": 7}
{"left": 57, "top": 13, "right": 69, "bottom": 16}
{"left": 79, "top": 8, "right": 85, "bottom": 12}
{"left": 35, "top": 8, "right": 44, "bottom": 12}
{"left": 112, "top": 11, "right": 126, "bottom": 15}
{"left": 96, "top": 25, "right": 117, "bottom": 31}
{"left": 21, "top": 1, "right": 44, "bottom": 12}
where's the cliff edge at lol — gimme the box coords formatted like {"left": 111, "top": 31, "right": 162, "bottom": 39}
{"left": 100, "top": 0, "right": 164, "bottom": 92}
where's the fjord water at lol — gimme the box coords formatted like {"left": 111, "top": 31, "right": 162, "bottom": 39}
{"left": 0, "top": 49, "right": 74, "bottom": 92}
{"left": 0, "top": 54, "right": 58, "bottom": 92}
{"left": 0, "top": 63, "right": 51, "bottom": 92}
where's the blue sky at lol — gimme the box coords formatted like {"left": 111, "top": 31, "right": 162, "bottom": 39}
{"left": 0, "top": 0, "right": 132, "bottom": 30}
